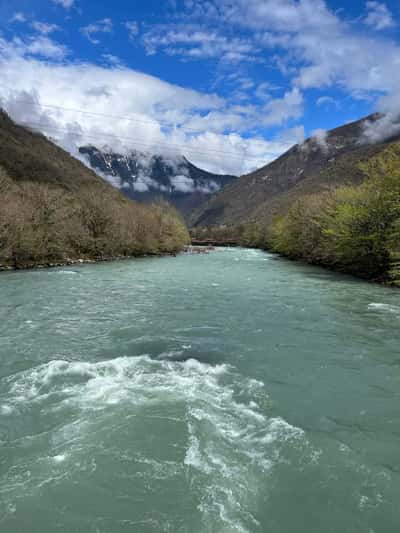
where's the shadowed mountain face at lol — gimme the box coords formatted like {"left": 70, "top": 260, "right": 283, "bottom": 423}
{"left": 190, "top": 113, "right": 400, "bottom": 228}
{"left": 79, "top": 146, "right": 236, "bottom": 220}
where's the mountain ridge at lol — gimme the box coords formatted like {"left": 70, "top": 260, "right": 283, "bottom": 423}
{"left": 190, "top": 113, "right": 400, "bottom": 228}
{"left": 79, "top": 145, "right": 236, "bottom": 220}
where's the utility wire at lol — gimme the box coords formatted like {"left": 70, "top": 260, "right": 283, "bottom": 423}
{"left": 0, "top": 84, "right": 274, "bottom": 148}
{"left": 20, "top": 119, "right": 269, "bottom": 162}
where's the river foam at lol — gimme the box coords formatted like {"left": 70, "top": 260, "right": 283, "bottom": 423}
{"left": 2, "top": 355, "right": 306, "bottom": 532}
{"left": 368, "top": 303, "right": 400, "bottom": 315}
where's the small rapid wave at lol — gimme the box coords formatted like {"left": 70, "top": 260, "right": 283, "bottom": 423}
{"left": 1, "top": 355, "right": 306, "bottom": 532}
{"left": 229, "top": 248, "right": 271, "bottom": 263}
{"left": 367, "top": 303, "right": 400, "bottom": 315}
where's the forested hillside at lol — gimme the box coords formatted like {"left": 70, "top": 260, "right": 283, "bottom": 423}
{"left": 190, "top": 114, "right": 398, "bottom": 229}
{"left": 190, "top": 113, "right": 400, "bottom": 284}
{"left": 0, "top": 111, "right": 189, "bottom": 269}
{"left": 241, "top": 143, "right": 400, "bottom": 285}
{"left": 193, "top": 143, "right": 400, "bottom": 285}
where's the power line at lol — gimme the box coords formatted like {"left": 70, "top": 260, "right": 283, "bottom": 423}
{"left": 19, "top": 119, "right": 270, "bottom": 162}
{"left": 0, "top": 84, "right": 275, "bottom": 148}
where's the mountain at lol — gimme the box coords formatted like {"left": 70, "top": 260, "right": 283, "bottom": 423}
{"left": 248, "top": 139, "right": 400, "bottom": 284}
{"left": 79, "top": 146, "right": 236, "bottom": 220}
{"left": 0, "top": 111, "right": 188, "bottom": 269}
{"left": 190, "top": 113, "right": 400, "bottom": 228}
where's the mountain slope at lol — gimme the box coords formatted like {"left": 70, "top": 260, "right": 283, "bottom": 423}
{"left": 79, "top": 146, "right": 236, "bottom": 220}
{"left": 0, "top": 111, "right": 189, "bottom": 269}
{"left": 264, "top": 141, "right": 400, "bottom": 284}
{"left": 190, "top": 113, "right": 398, "bottom": 228}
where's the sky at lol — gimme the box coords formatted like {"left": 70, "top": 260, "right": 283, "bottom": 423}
{"left": 1, "top": 0, "right": 400, "bottom": 175}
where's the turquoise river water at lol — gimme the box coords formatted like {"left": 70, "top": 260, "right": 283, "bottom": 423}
{"left": 0, "top": 248, "right": 399, "bottom": 532}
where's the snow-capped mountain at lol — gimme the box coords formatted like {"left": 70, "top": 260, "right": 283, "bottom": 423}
{"left": 79, "top": 146, "right": 236, "bottom": 219}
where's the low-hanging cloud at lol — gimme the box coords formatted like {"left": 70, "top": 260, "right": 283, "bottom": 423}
{"left": 362, "top": 96, "right": 400, "bottom": 144}
{"left": 311, "top": 128, "right": 329, "bottom": 152}
{"left": 170, "top": 175, "right": 196, "bottom": 193}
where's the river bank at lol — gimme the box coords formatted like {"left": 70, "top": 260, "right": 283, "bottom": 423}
{"left": 191, "top": 228, "right": 400, "bottom": 287}
{"left": 0, "top": 251, "right": 181, "bottom": 272}
{"left": 248, "top": 244, "right": 400, "bottom": 288}
{"left": 0, "top": 243, "right": 223, "bottom": 272}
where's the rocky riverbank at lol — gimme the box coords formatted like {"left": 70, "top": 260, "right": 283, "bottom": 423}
{"left": 0, "top": 252, "right": 180, "bottom": 272}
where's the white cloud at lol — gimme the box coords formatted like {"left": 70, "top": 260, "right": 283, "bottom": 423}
{"left": 197, "top": 180, "right": 220, "bottom": 193}
{"left": 170, "top": 174, "right": 195, "bottom": 192}
{"left": 132, "top": 171, "right": 162, "bottom": 192}
{"left": 52, "top": 0, "right": 75, "bottom": 8}
{"left": 124, "top": 21, "right": 139, "bottom": 40}
{"left": 362, "top": 113, "right": 400, "bottom": 143}
{"left": 181, "top": 88, "right": 301, "bottom": 134}
{"left": 27, "top": 36, "right": 67, "bottom": 59}
{"left": 143, "top": 25, "right": 259, "bottom": 63}
{"left": 133, "top": 177, "right": 151, "bottom": 192}
{"left": 311, "top": 128, "right": 328, "bottom": 152}
{"left": 0, "top": 89, "right": 83, "bottom": 155}
{"left": 0, "top": 36, "right": 68, "bottom": 60}
{"left": 6, "top": 0, "right": 400, "bottom": 178}
{"left": 95, "top": 170, "right": 123, "bottom": 189}
{"left": 0, "top": 35, "right": 301, "bottom": 175}
{"left": 278, "top": 125, "right": 305, "bottom": 145}
{"left": 31, "top": 22, "right": 60, "bottom": 35}
{"left": 178, "top": 0, "right": 400, "bottom": 101}
{"left": 262, "top": 87, "right": 303, "bottom": 126}
{"left": 81, "top": 18, "right": 113, "bottom": 45}
{"left": 221, "top": 0, "right": 340, "bottom": 34}
{"left": 316, "top": 95, "right": 338, "bottom": 108}
{"left": 102, "top": 54, "right": 123, "bottom": 66}
{"left": 10, "top": 12, "right": 27, "bottom": 23}
{"left": 362, "top": 92, "right": 400, "bottom": 143}
{"left": 254, "top": 82, "right": 273, "bottom": 101}
{"left": 364, "top": 1, "right": 395, "bottom": 31}
{"left": 293, "top": 30, "right": 400, "bottom": 95}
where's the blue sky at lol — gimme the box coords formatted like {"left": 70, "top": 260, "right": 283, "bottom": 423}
{"left": 1, "top": 0, "right": 400, "bottom": 174}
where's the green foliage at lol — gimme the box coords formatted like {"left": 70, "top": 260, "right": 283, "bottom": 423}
{"left": 269, "top": 193, "right": 330, "bottom": 262}
{"left": 241, "top": 143, "right": 400, "bottom": 283}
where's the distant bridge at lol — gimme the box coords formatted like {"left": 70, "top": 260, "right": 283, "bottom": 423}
{"left": 190, "top": 238, "right": 240, "bottom": 247}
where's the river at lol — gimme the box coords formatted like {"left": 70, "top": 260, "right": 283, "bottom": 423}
{"left": 0, "top": 248, "right": 399, "bottom": 532}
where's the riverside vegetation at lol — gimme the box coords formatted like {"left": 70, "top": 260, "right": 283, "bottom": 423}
{"left": 267, "top": 147, "right": 400, "bottom": 284}
{"left": 192, "top": 143, "right": 400, "bottom": 285}
{"left": 2, "top": 107, "right": 400, "bottom": 282}
{"left": 0, "top": 111, "right": 189, "bottom": 269}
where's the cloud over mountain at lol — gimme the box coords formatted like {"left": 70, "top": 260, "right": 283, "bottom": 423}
{"left": 0, "top": 33, "right": 302, "bottom": 175}
{"left": 2, "top": 0, "right": 400, "bottom": 176}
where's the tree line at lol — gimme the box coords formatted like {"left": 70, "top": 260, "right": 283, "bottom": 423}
{"left": 191, "top": 143, "right": 400, "bottom": 284}
{"left": 241, "top": 143, "right": 400, "bottom": 284}
{"left": 0, "top": 167, "right": 189, "bottom": 269}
